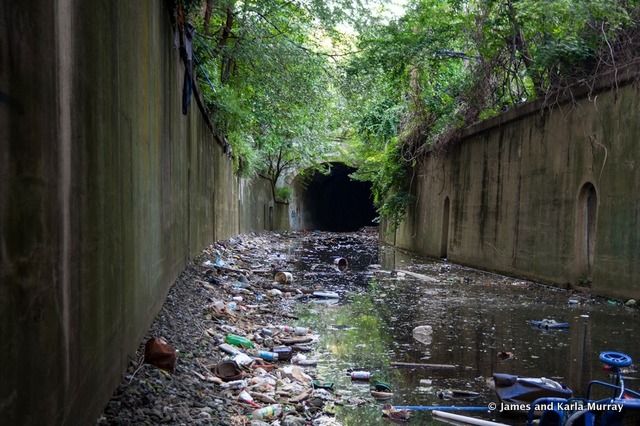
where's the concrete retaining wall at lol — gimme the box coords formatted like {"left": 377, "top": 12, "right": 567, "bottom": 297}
{"left": 385, "top": 69, "right": 640, "bottom": 300}
{"left": 0, "top": 1, "right": 285, "bottom": 424}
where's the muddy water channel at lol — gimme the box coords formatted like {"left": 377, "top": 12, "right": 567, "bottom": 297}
{"left": 288, "top": 231, "right": 639, "bottom": 425}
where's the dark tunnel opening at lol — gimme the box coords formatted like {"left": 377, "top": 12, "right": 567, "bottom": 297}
{"left": 303, "top": 162, "right": 377, "bottom": 232}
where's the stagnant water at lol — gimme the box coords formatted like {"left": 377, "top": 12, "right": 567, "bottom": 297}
{"left": 284, "top": 231, "right": 639, "bottom": 425}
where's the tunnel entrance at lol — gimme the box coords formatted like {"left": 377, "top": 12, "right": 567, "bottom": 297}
{"left": 302, "top": 163, "right": 377, "bottom": 232}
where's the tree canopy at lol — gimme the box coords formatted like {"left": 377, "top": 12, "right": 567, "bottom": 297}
{"left": 179, "top": 0, "right": 639, "bottom": 223}
{"left": 342, "top": 0, "right": 639, "bottom": 226}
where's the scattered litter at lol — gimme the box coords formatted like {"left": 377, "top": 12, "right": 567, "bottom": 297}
{"left": 497, "top": 351, "right": 514, "bottom": 360}
{"left": 143, "top": 337, "right": 176, "bottom": 373}
{"left": 432, "top": 410, "right": 509, "bottom": 426}
{"left": 529, "top": 319, "right": 570, "bottom": 329}
{"left": 437, "top": 389, "right": 481, "bottom": 400}
{"left": 395, "top": 270, "right": 438, "bottom": 282}
{"left": 258, "top": 351, "right": 279, "bottom": 362}
{"left": 103, "top": 229, "right": 632, "bottom": 426}
{"left": 412, "top": 325, "right": 433, "bottom": 345}
{"left": 225, "top": 333, "right": 255, "bottom": 348}
{"left": 312, "top": 291, "right": 340, "bottom": 299}
{"left": 371, "top": 380, "right": 394, "bottom": 400}
{"left": 212, "top": 361, "right": 243, "bottom": 382}
{"left": 268, "top": 288, "right": 283, "bottom": 297}
{"left": 312, "top": 380, "right": 335, "bottom": 391}
{"left": 382, "top": 404, "right": 411, "bottom": 422}
{"left": 238, "top": 390, "right": 260, "bottom": 408}
{"left": 371, "top": 391, "right": 394, "bottom": 400}
{"left": 390, "top": 361, "right": 458, "bottom": 370}
{"left": 272, "top": 346, "right": 293, "bottom": 361}
{"left": 333, "top": 257, "right": 348, "bottom": 272}
{"left": 274, "top": 271, "right": 293, "bottom": 284}
{"left": 348, "top": 371, "right": 371, "bottom": 381}
{"left": 252, "top": 404, "right": 282, "bottom": 421}
{"left": 219, "top": 343, "right": 242, "bottom": 355}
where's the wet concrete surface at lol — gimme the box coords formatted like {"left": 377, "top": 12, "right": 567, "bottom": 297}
{"left": 287, "top": 230, "right": 640, "bottom": 425}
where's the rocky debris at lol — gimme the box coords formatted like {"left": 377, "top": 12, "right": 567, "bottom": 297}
{"left": 98, "top": 231, "right": 378, "bottom": 425}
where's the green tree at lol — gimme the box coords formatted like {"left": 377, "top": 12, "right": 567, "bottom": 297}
{"left": 187, "top": 0, "right": 349, "bottom": 200}
{"left": 340, "top": 0, "right": 639, "bottom": 227}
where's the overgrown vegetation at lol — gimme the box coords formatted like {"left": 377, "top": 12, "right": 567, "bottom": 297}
{"left": 343, "top": 0, "right": 640, "bottom": 227}
{"left": 178, "top": 0, "right": 362, "bottom": 202}
{"left": 176, "top": 0, "right": 640, "bottom": 227}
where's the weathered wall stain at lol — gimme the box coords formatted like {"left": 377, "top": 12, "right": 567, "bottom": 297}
{"left": 0, "top": 1, "right": 286, "bottom": 424}
{"left": 385, "top": 68, "right": 640, "bottom": 301}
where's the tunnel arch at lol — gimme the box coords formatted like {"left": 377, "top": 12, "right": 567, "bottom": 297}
{"left": 292, "top": 162, "right": 377, "bottom": 232}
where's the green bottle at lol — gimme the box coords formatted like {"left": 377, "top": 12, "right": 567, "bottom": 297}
{"left": 225, "top": 334, "right": 254, "bottom": 349}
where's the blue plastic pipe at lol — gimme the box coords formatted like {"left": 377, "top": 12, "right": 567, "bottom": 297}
{"left": 392, "top": 406, "right": 489, "bottom": 412}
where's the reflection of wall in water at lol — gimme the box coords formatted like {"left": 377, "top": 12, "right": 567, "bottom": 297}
{"left": 569, "top": 317, "right": 592, "bottom": 397}
{"left": 379, "top": 246, "right": 414, "bottom": 271}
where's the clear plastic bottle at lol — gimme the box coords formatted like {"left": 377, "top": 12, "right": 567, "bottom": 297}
{"left": 238, "top": 390, "right": 259, "bottom": 407}
{"left": 294, "top": 326, "right": 309, "bottom": 336}
{"left": 252, "top": 404, "right": 282, "bottom": 420}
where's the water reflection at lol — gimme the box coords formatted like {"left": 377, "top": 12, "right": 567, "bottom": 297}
{"left": 290, "top": 233, "right": 639, "bottom": 425}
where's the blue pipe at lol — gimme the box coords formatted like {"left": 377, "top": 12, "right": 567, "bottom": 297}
{"left": 393, "top": 406, "right": 489, "bottom": 412}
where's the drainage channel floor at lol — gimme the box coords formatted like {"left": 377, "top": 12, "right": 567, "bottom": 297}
{"left": 99, "top": 230, "right": 640, "bottom": 426}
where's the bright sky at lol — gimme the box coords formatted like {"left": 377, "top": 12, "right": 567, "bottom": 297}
{"left": 376, "top": 0, "right": 409, "bottom": 20}
{"left": 335, "top": 0, "right": 408, "bottom": 37}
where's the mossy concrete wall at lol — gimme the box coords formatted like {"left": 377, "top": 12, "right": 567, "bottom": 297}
{"left": 0, "top": 1, "right": 285, "bottom": 424}
{"left": 384, "top": 70, "right": 640, "bottom": 300}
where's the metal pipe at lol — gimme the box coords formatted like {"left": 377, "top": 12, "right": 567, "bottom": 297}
{"left": 432, "top": 410, "right": 509, "bottom": 426}
{"left": 392, "top": 405, "right": 488, "bottom": 412}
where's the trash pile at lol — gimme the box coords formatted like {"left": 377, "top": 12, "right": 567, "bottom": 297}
{"left": 98, "top": 231, "right": 378, "bottom": 426}
{"left": 98, "top": 229, "right": 639, "bottom": 425}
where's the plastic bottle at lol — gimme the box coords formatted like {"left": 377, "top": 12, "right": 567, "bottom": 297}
{"left": 225, "top": 334, "right": 255, "bottom": 349}
{"left": 220, "top": 324, "right": 239, "bottom": 334}
{"left": 220, "top": 379, "right": 247, "bottom": 389}
{"left": 238, "top": 390, "right": 260, "bottom": 408}
{"left": 272, "top": 346, "right": 292, "bottom": 361}
{"left": 258, "top": 351, "right": 279, "bottom": 362}
{"left": 278, "top": 325, "right": 294, "bottom": 333}
{"left": 294, "top": 326, "right": 309, "bottom": 336}
{"left": 233, "top": 353, "right": 254, "bottom": 367}
{"left": 219, "top": 343, "right": 242, "bottom": 355}
{"left": 349, "top": 371, "right": 371, "bottom": 381}
{"left": 252, "top": 404, "right": 282, "bottom": 421}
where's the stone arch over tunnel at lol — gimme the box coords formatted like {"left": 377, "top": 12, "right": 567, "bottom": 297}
{"left": 293, "top": 162, "right": 377, "bottom": 231}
